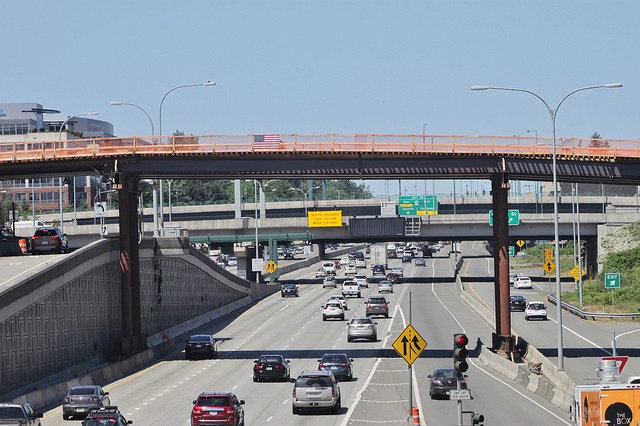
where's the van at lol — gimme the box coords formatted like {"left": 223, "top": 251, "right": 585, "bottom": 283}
{"left": 11, "top": 221, "right": 46, "bottom": 229}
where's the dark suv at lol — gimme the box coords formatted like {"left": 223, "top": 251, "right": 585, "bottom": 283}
{"left": 365, "top": 296, "right": 389, "bottom": 318}
{"left": 82, "top": 406, "right": 133, "bottom": 425}
{"left": 31, "top": 227, "right": 68, "bottom": 254}
{"left": 281, "top": 283, "right": 299, "bottom": 297}
{"left": 372, "top": 264, "right": 386, "bottom": 276}
{"left": 0, "top": 403, "right": 43, "bottom": 425}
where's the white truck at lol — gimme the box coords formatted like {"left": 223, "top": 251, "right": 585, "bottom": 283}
{"left": 341, "top": 280, "right": 361, "bottom": 298}
{"left": 369, "top": 245, "right": 388, "bottom": 269}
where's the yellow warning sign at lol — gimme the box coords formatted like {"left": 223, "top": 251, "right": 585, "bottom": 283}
{"left": 544, "top": 249, "right": 553, "bottom": 260}
{"left": 392, "top": 324, "right": 427, "bottom": 365}
{"left": 265, "top": 260, "right": 278, "bottom": 274}
{"left": 516, "top": 240, "right": 525, "bottom": 248}
{"left": 570, "top": 265, "right": 585, "bottom": 281}
{"left": 308, "top": 210, "right": 343, "bottom": 228}
{"left": 543, "top": 260, "right": 555, "bottom": 274}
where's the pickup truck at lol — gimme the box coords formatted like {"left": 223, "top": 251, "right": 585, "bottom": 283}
{"left": 341, "top": 280, "right": 361, "bottom": 298}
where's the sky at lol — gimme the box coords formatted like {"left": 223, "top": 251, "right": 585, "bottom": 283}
{"left": 4, "top": 1, "right": 638, "bottom": 197}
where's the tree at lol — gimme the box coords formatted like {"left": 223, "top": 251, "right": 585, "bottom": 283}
{"left": 589, "top": 131, "right": 609, "bottom": 148}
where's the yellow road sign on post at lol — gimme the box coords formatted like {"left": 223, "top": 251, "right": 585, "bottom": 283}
{"left": 543, "top": 260, "right": 555, "bottom": 274}
{"left": 265, "top": 260, "right": 278, "bottom": 274}
{"left": 516, "top": 239, "right": 525, "bottom": 248}
{"left": 544, "top": 249, "right": 553, "bottom": 260}
{"left": 570, "top": 265, "right": 585, "bottom": 281}
{"left": 392, "top": 324, "right": 427, "bottom": 365}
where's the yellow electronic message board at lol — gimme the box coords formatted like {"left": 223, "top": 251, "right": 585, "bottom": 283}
{"left": 307, "top": 210, "right": 342, "bottom": 228}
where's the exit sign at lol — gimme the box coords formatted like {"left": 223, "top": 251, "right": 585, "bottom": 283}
{"left": 605, "top": 273, "right": 621, "bottom": 289}
{"left": 489, "top": 210, "right": 520, "bottom": 226}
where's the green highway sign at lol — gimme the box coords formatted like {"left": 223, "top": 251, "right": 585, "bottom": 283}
{"left": 399, "top": 195, "right": 438, "bottom": 216}
{"left": 489, "top": 210, "right": 520, "bottom": 226}
{"left": 509, "top": 246, "right": 515, "bottom": 257}
{"left": 604, "top": 273, "right": 621, "bottom": 289}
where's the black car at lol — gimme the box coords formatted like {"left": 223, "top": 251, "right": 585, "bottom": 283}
{"left": 82, "top": 406, "right": 133, "bottom": 425}
{"left": 281, "top": 283, "right": 299, "bottom": 297}
{"left": 428, "top": 368, "right": 467, "bottom": 399}
{"left": 386, "top": 272, "right": 400, "bottom": 284}
{"left": 402, "top": 254, "right": 412, "bottom": 263}
{"left": 0, "top": 227, "right": 29, "bottom": 256}
{"left": 253, "top": 354, "right": 290, "bottom": 382}
{"left": 185, "top": 334, "right": 217, "bottom": 360}
{"left": 510, "top": 295, "right": 527, "bottom": 312}
{"left": 318, "top": 353, "right": 354, "bottom": 381}
{"left": 372, "top": 264, "right": 386, "bottom": 276}
{"left": 283, "top": 249, "right": 295, "bottom": 259}
{"left": 31, "top": 227, "right": 68, "bottom": 254}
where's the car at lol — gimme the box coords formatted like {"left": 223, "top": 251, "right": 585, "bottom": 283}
{"left": 378, "top": 280, "right": 393, "bottom": 293}
{"left": 322, "top": 301, "right": 345, "bottom": 321}
{"left": 328, "top": 294, "right": 348, "bottom": 310}
{"left": 341, "top": 280, "right": 361, "bottom": 298}
{"left": 402, "top": 253, "right": 412, "bottom": 263}
{"left": 354, "top": 275, "right": 368, "bottom": 288}
{"left": 386, "top": 272, "right": 400, "bottom": 284}
{"left": 323, "top": 276, "right": 337, "bottom": 288}
{"left": 321, "top": 261, "right": 337, "bottom": 275}
{"left": 509, "top": 295, "right": 527, "bottom": 311}
{"left": 253, "top": 354, "right": 290, "bottom": 382}
{"left": 0, "top": 227, "right": 30, "bottom": 256}
{"left": 333, "top": 259, "right": 341, "bottom": 269}
{"left": 31, "top": 226, "right": 68, "bottom": 254}
{"left": 347, "top": 316, "right": 378, "bottom": 342}
{"left": 0, "top": 402, "right": 43, "bottom": 425}
{"left": 62, "top": 385, "right": 111, "bottom": 420}
{"left": 428, "top": 368, "right": 468, "bottom": 399}
{"left": 391, "top": 267, "right": 404, "bottom": 277}
{"left": 340, "top": 256, "right": 350, "bottom": 266}
{"left": 344, "top": 264, "right": 357, "bottom": 275}
{"left": 82, "top": 406, "right": 133, "bottom": 425}
{"left": 191, "top": 392, "right": 245, "bottom": 426}
{"left": 415, "top": 257, "right": 426, "bottom": 266}
{"left": 292, "top": 370, "right": 341, "bottom": 414}
{"left": 283, "top": 249, "right": 296, "bottom": 260}
{"left": 185, "top": 334, "right": 217, "bottom": 360}
{"left": 355, "top": 258, "right": 367, "bottom": 268}
{"left": 365, "top": 296, "right": 389, "bottom": 318}
{"left": 525, "top": 301, "right": 547, "bottom": 321}
{"left": 315, "top": 268, "right": 328, "bottom": 278}
{"left": 348, "top": 251, "right": 357, "bottom": 260}
{"left": 509, "top": 272, "right": 519, "bottom": 285}
{"left": 514, "top": 276, "right": 533, "bottom": 289}
{"left": 227, "top": 256, "right": 238, "bottom": 266}
{"left": 372, "top": 264, "right": 386, "bottom": 276}
{"left": 281, "top": 283, "right": 299, "bottom": 297}
{"left": 317, "top": 353, "right": 353, "bottom": 381}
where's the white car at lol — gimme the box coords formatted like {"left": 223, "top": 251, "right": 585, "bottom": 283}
{"left": 378, "top": 280, "right": 393, "bottom": 293}
{"left": 323, "top": 276, "right": 337, "bottom": 288}
{"left": 322, "top": 301, "right": 345, "bottom": 321}
{"left": 354, "top": 275, "right": 368, "bottom": 288}
{"left": 344, "top": 264, "right": 357, "bottom": 275}
{"left": 514, "top": 276, "right": 533, "bottom": 289}
{"left": 525, "top": 301, "right": 547, "bottom": 320}
{"left": 322, "top": 261, "right": 337, "bottom": 275}
{"left": 391, "top": 267, "right": 403, "bottom": 277}
{"left": 227, "top": 256, "right": 238, "bottom": 266}
{"left": 328, "top": 294, "right": 348, "bottom": 310}
{"left": 355, "top": 258, "right": 367, "bottom": 268}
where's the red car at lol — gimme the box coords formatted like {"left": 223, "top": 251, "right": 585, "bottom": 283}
{"left": 191, "top": 392, "right": 245, "bottom": 426}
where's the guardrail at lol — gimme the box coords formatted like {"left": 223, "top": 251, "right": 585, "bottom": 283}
{"left": 547, "top": 295, "right": 640, "bottom": 320}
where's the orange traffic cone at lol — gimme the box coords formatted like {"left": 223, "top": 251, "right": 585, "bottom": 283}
{"left": 411, "top": 407, "right": 420, "bottom": 424}
{"left": 18, "top": 238, "right": 27, "bottom": 255}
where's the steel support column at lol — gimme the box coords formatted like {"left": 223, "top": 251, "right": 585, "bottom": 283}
{"left": 118, "top": 174, "right": 144, "bottom": 356}
{"left": 491, "top": 173, "right": 514, "bottom": 352}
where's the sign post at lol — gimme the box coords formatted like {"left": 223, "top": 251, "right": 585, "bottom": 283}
{"left": 604, "top": 273, "right": 621, "bottom": 311}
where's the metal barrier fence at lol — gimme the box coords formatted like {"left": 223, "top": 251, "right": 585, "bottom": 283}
{"left": 547, "top": 295, "right": 640, "bottom": 320}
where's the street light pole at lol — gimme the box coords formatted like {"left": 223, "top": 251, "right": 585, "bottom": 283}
{"left": 472, "top": 82, "right": 623, "bottom": 370}
{"left": 292, "top": 186, "right": 320, "bottom": 223}
{"left": 58, "top": 112, "right": 99, "bottom": 233}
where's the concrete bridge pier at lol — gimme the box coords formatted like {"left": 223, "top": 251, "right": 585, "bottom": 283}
{"left": 491, "top": 172, "right": 515, "bottom": 353}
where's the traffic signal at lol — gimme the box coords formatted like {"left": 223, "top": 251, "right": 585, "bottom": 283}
{"left": 453, "top": 333, "right": 469, "bottom": 374}
{"left": 472, "top": 413, "right": 484, "bottom": 425}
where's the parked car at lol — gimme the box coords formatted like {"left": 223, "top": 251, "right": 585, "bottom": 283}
{"left": 415, "top": 257, "right": 426, "bottom": 266}
{"left": 82, "top": 406, "right": 132, "bottom": 425}
{"left": 525, "top": 301, "right": 547, "bottom": 321}
{"left": 510, "top": 295, "right": 527, "bottom": 311}
{"left": 292, "top": 370, "right": 341, "bottom": 415}
{"left": 185, "top": 334, "right": 217, "bottom": 360}
{"left": 428, "top": 368, "right": 468, "bottom": 399}
{"left": 347, "top": 316, "right": 378, "bottom": 342}
{"left": 317, "top": 353, "right": 354, "bottom": 381}
{"left": 191, "top": 392, "right": 245, "bottom": 426}
{"left": 0, "top": 402, "right": 43, "bottom": 425}
{"left": 63, "top": 385, "right": 111, "bottom": 420}
{"left": 354, "top": 275, "right": 368, "bottom": 288}
{"left": 372, "top": 264, "right": 386, "bottom": 276}
{"left": 365, "top": 296, "right": 389, "bottom": 318}
{"left": 323, "top": 276, "right": 337, "bottom": 288}
{"left": 328, "top": 295, "right": 348, "bottom": 310}
{"left": 31, "top": 226, "right": 68, "bottom": 254}
{"left": 253, "top": 354, "right": 290, "bottom": 382}
{"left": 281, "top": 283, "right": 299, "bottom": 297}
{"left": 378, "top": 280, "right": 394, "bottom": 294}
{"left": 514, "top": 276, "right": 533, "bottom": 289}
{"left": 322, "top": 301, "right": 345, "bottom": 321}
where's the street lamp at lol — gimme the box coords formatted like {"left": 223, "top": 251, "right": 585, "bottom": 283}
{"left": 472, "top": 82, "right": 623, "bottom": 370}
{"left": 57, "top": 112, "right": 99, "bottom": 233}
{"left": 110, "top": 101, "right": 159, "bottom": 236}
{"left": 291, "top": 186, "right": 320, "bottom": 222}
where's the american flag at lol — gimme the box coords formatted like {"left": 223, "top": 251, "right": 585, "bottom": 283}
{"left": 253, "top": 134, "right": 281, "bottom": 149}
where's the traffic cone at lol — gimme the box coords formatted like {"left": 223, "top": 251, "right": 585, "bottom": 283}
{"left": 411, "top": 407, "right": 420, "bottom": 424}
{"left": 18, "top": 238, "right": 27, "bottom": 255}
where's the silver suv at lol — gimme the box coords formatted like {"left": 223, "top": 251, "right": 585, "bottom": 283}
{"left": 347, "top": 316, "right": 377, "bottom": 342}
{"left": 292, "top": 370, "right": 341, "bottom": 414}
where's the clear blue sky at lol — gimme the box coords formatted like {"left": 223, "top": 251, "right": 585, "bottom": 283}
{"left": 4, "top": 1, "right": 638, "bottom": 196}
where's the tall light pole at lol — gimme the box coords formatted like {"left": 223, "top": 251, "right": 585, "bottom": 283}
{"left": 110, "top": 101, "right": 158, "bottom": 236}
{"left": 58, "top": 112, "right": 99, "bottom": 233}
{"left": 527, "top": 130, "right": 539, "bottom": 213}
{"left": 472, "top": 82, "right": 623, "bottom": 370}
{"left": 291, "top": 186, "right": 321, "bottom": 223}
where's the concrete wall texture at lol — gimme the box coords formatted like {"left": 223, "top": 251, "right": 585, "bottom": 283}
{"left": 0, "top": 237, "right": 258, "bottom": 399}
